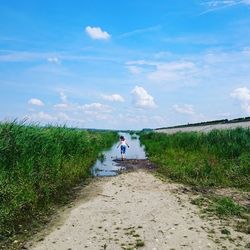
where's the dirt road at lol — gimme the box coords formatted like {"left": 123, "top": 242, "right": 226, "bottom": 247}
{"left": 28, "top": 170, "right": 247, "bottom": 250}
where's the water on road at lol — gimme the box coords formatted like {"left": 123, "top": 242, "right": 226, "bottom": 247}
{"left": 91, "top": 133, "right": 146, "bottom": 176}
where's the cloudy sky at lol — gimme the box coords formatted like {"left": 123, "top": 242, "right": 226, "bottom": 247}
{"left": 1, "top": 0, "right": 250, "bottom": 129}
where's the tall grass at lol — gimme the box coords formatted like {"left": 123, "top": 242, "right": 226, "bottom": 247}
{"left": 140, "top": 128, "right": 250, "bottom": 190}
{"left": 0, "top": 121, "right": 117, "bottom": 241}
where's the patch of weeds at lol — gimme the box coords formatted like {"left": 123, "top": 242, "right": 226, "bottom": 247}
{"left": 208, "top": 229, "right": 215, "bottom": 234}
{"left": 208, "top": 197, "right": 244, "bottom": 217}
{"left": 191, "top": 197, "right": 209, "bottom": 207}
{"left": 132, "top": 233, "right": 140, "bottom": 237}
{"left": 228, "top": 237, "right": 235, "bottom": 242}
{"left": 235, "top": 214, "right": 250, "bottom": 234}
{"left": 214, "top": 238, "right": 221, "bottom": 244}
{"left": 192, "top": 193, "right": 250, "bottom": 234}
{"left": 125, "top": 229, "right": 136, "bottom": 235}
{"left": 135, "top": 239, "right": 145, "bottom": 247}
{"left": 221, "top": 228, "right": 231, "bottom": 235}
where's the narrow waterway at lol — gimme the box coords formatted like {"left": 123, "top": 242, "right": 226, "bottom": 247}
{"left": 91, "top": 132, "right": 146, "bottom": 176}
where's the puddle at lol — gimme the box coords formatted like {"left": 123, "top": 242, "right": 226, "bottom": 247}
{"left": 91, "top": 132, "right": 147, "bottom": 176}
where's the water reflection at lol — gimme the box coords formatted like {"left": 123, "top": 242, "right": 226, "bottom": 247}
{"left": 91, "top": 132, "right": 146, "bottom": 176}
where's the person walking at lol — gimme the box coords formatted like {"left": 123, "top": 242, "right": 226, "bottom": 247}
{"left": 117, "top": 135, "right": 130, "bottom": 160}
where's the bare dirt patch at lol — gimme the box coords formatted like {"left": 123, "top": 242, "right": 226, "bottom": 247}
{"left": 113, "top": 159, "right": 157, "bottom": 172}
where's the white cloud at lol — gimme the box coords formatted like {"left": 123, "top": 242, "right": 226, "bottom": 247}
{"left": 231, "top": 87, "right": 250, "bottom": 114}
{"left": 26, "top": 92, "right": 117, "bottom": 127}
{"left": 59, "top": 92, "right": 68, "bottom": 103}
{"left": 0, "top": 50, "right": 119, "bottom": 63}
{"left": 31, "top": 111, "right": 55, "bottom": 121}
{"left": 0, "top": 51, "right": 46, "bottom": 62}
{"left": 52, "top": 91, "right": 114, "bottom": 123}
{"left": 173, "top": 104, "right": 195, "bottom": 115}
{"left": 117, "top": 113, "right": 166, "bottom": 129}
{"left": 47, "top": 57, "right": 60, "bottom": 64}
{"left": 131, "top": 86, "right": 157, "bottom": 109}
{"left": 57, "top": 112, "right": 70, "bottom": 120}
{"left": 28, "top": 98, "right": 44, "bottom": 106}
{"left": 217, "top": 112, "right": 231, "bottom": 118}
{"left": 231, "top": 87, "right": 250, "bottom": 101}
{"left": 242, "top": 47, "right": 250, "bottom": 56}
{"left": 126, "top": 60, "right": 148, "bottom": 65}
{"left": 79, "top": 103, "right": 113, "bottom": 121}
{"left": 154, "top": 51, "right": 173, "bottom": 59}
{"left": 54, "top": 92, "right": 70, "bottom": 110}
{"left": 126, "top": 49, "right": 250, "bottom": 93}
{"left": 163, "top": 35, "right": 218, "bottom": 46}
{"left": 127, "top": 60, "right": 198, "bottom": 85}
{"left": 79, "top": 102, "right": 112, "bottom": 112}
{"left": 200, "top": 0, "right": 250, "bottom": 15}
{"left": 54, "top": 103, "right": 70, "bottom": 109}
{"left": 85, "top": 26, "right": 110, "bottom": 40}
{"left": 101, "top": 94, "right": 124, "bottom": 102}
{"left": 148, "top": 61, "right": 197, "bottom": 82}
{"left": 119, "top": 25, "right": 161, "bottom": 38}
{"left": 26, "top": 111, "right": 77, "bottom": 124}
{"left": 126, "top": 65, "right": 142, "bottom": 75}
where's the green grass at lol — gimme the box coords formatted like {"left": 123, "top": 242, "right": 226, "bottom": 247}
{"left": 208, "top": 197, "right": 244, "bottom": 217}
{"left": 140, "top": 128, "right": 250, "bottom": 190}
{"left": 191, "top": 196, "right": 250, "bottom": 234}
{"left": 0, "top": 121, "right": 117, "bottom": 244}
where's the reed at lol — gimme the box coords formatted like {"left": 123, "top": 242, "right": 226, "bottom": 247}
{"left": 140, "top": 128, "right": 250, "bottom": 190}
{"left": 0, "top": 121, "right": 117, "bottom": 241}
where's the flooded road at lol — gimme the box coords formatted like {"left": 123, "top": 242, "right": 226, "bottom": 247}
{"left": 91, "top": 132, "right": 146, "bottom": 176}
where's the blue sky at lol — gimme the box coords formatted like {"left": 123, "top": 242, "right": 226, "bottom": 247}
{"left": 1, "top": 0, "right": 250, "bottom": 129}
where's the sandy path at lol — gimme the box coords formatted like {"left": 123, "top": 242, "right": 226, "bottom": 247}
{"left": 29, "top": 170, "right": 247, "bottom": 250}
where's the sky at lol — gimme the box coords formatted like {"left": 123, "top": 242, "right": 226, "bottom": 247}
{"left": 1, "top": 0, "right": 250, "bottom": 130}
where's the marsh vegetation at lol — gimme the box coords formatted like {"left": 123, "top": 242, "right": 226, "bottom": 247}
{"left": 0, "top": 122, "right": 117, "bottom": 244}
{"left": 140, "top": 128, "right": 250, "bottom": 190}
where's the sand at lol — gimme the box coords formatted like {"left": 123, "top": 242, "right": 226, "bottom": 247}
{"left": 28, "top": 170, "right": 248, "bottom": 250}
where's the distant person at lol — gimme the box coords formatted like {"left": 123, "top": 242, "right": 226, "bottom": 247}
{"left": 117, "top": 135, "right": 130, "bottom": 160}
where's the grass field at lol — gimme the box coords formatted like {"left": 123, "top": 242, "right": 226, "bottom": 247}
{"left": 0, "top": 121, "right": 117, "bottom": 243}
{"left": 140, "top": 128, "right": 250, "bottom": 190}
